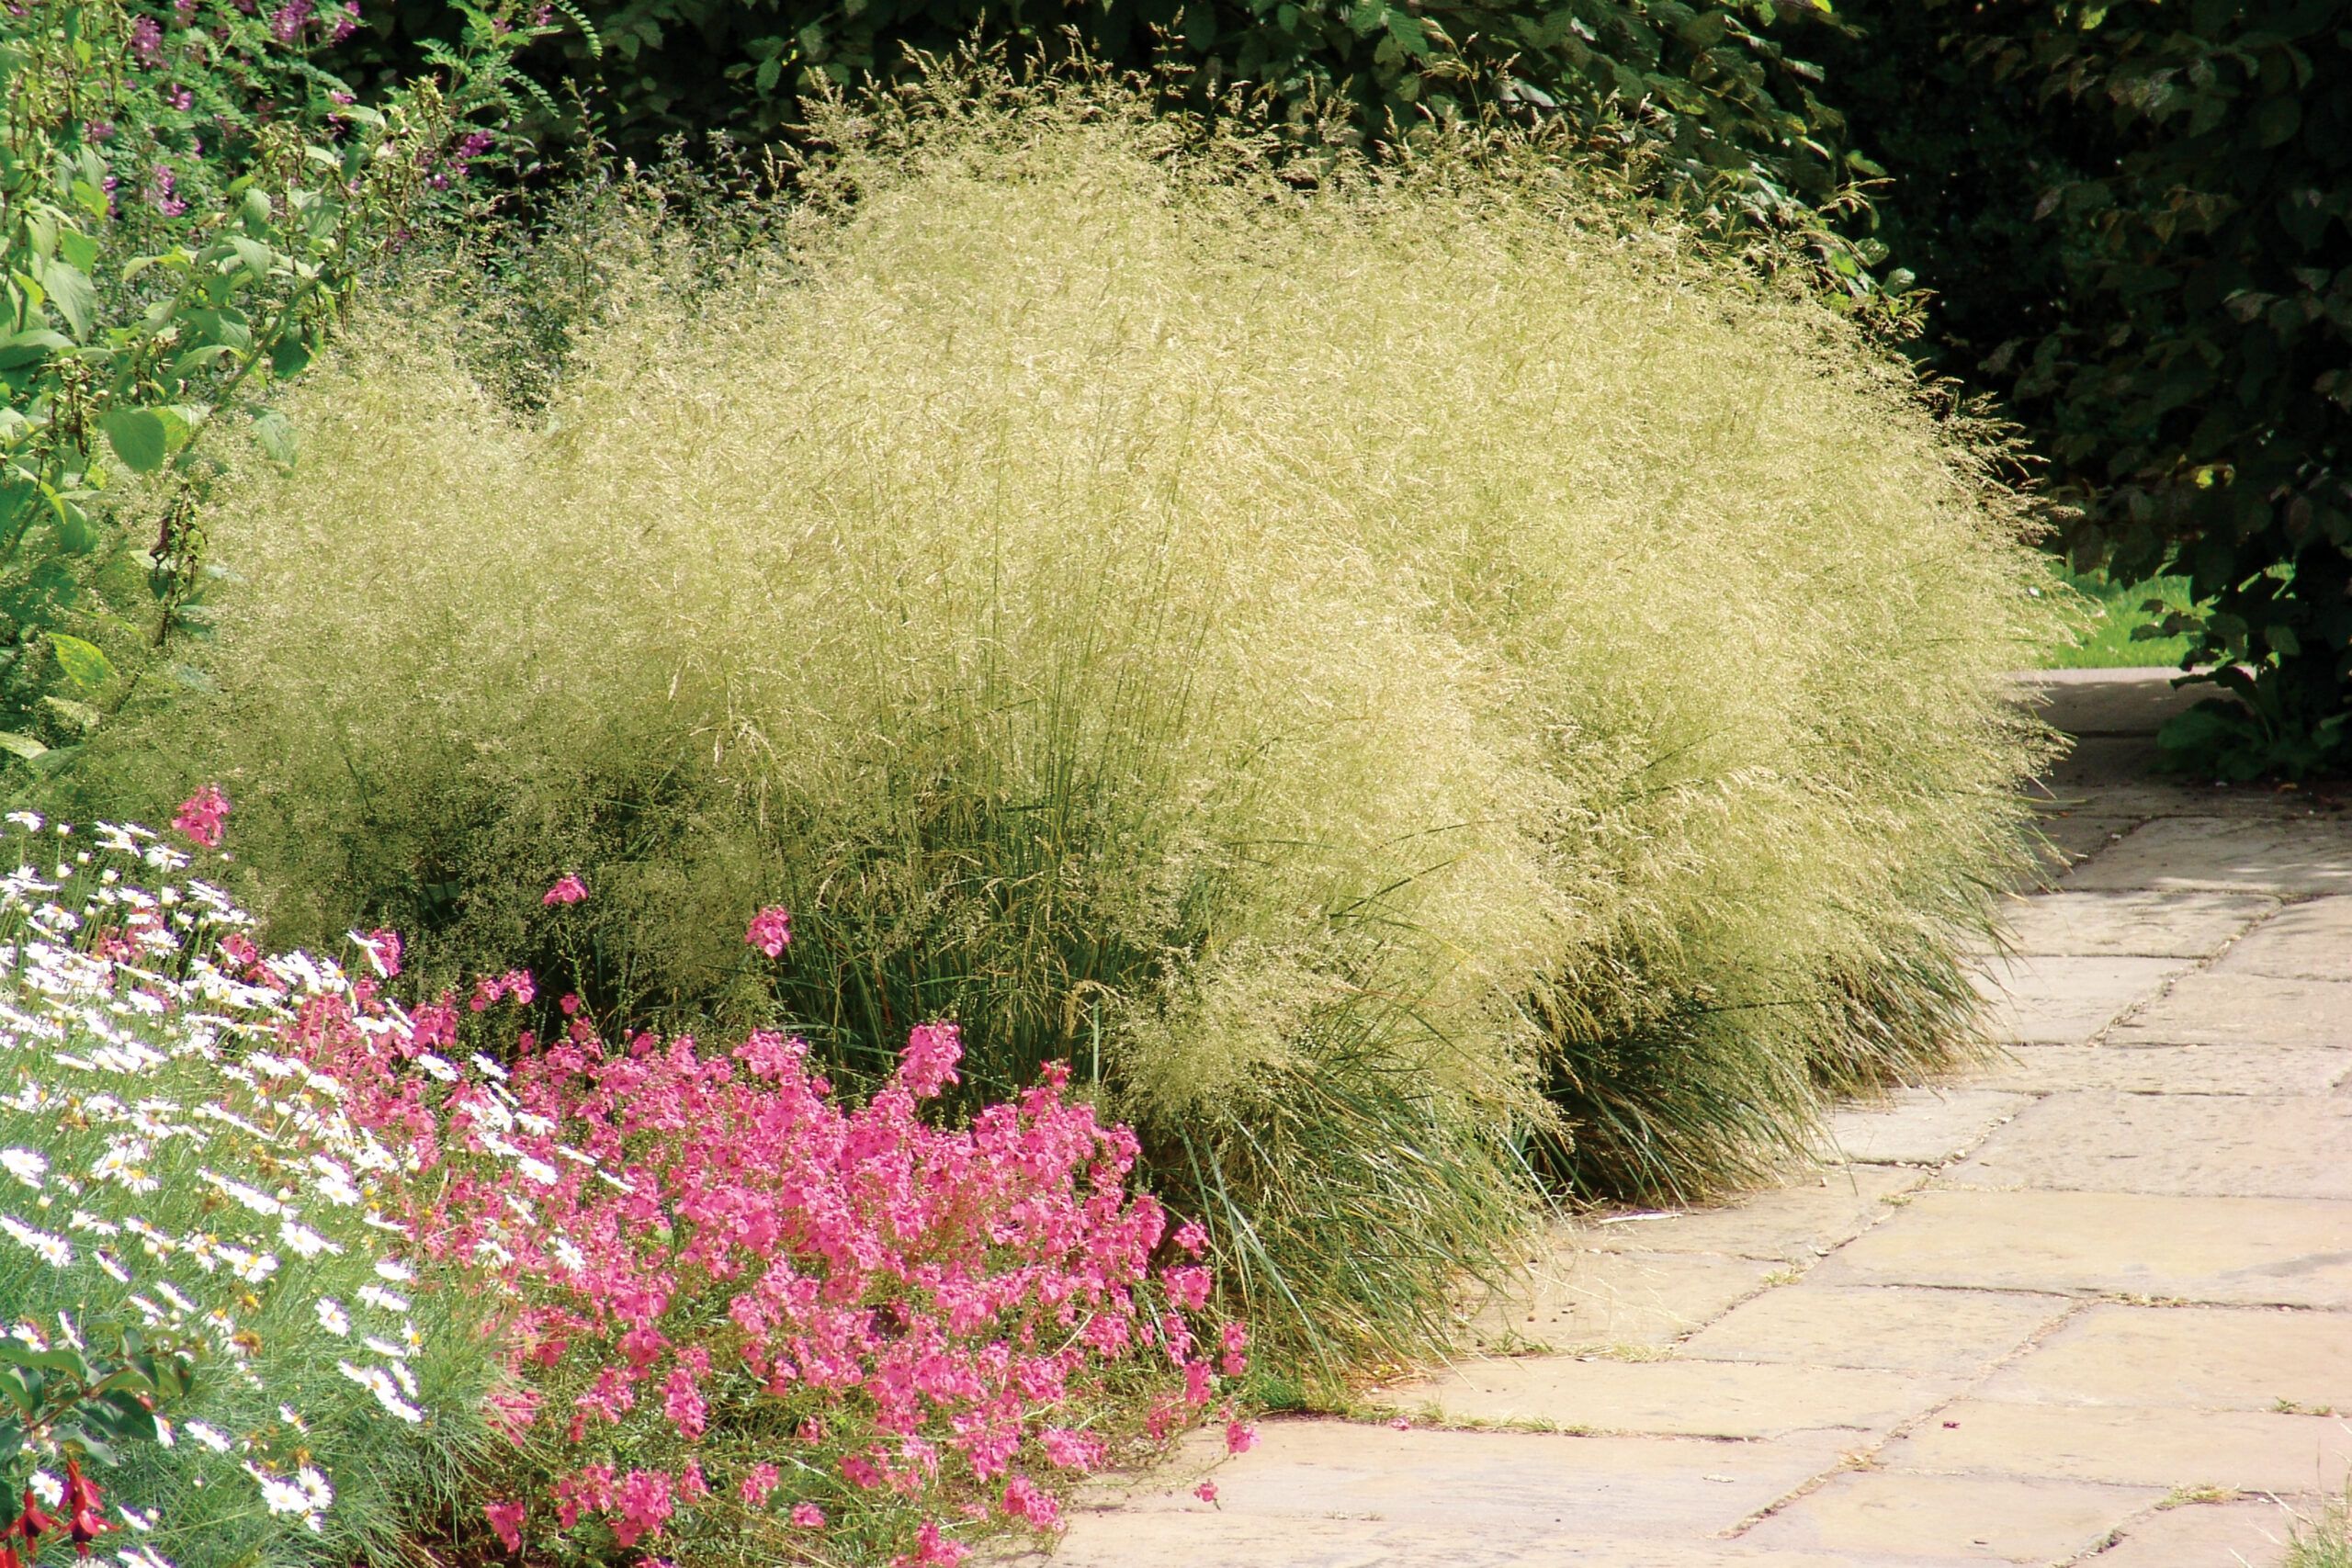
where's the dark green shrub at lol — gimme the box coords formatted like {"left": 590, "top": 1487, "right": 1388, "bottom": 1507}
{"left": 346, "top": 0, "right": 1871, "bottom": 231}
{"left": 1826, "top": 0, "right": 2352, "bottom": 775}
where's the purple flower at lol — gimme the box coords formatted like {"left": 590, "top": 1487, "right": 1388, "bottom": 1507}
{"left": 130, "top": 15, "right": 164, "bottom": 62}
{"left": 146, "top": 164, "right": 187, "bottom": 218}
{"left": 269, "top": 0, "right": 311, "bottom": 42}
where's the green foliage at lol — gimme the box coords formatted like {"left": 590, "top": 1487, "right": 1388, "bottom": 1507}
{"left": 0, "top": 1321, "right": 198, "bottom": 1522}
{"left": 2042, "top": 569, "right": 2196, "bottom": 671}
{"left": 2289, "top": 1487, "right": 2352, "bottom": 1568}
{"left": 0, "top": 1, "right": 560, "bottom": 775}
{"left": 58, "top": 69, "right": 2058, "bottom": 1376}
{"left": 1826, "top": 0, "right": 2351, "bottom": 776}
{"left": 349, "top": 0, "right": 1879, "bottom": 231}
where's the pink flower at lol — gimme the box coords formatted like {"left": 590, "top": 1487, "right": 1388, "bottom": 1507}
{"left": 1174, "top": 1220, "right": 1209, "bottom": 1256}
{"left": 789, "top": 1503, "right": 826, "bottom": 1529}
{"left": 902, "top": 1522, "right": 968, "bottom": 1566}
{"left": 1193, "top": 1481, "right": 1218, "bottom": 1504}
{"left": 739, "top": 1464, "right": 780, "bottom": 1507}
{"left": 899, "top": 1021, "right": 962, "bottom": 1100}
{"left": 1219, "top": 1320, "right": 1250, "bottom": 1377}
{"left": 1386, "top": 1416, "right": 1410, "bottom": 1431}
{"left": 735, "top": 1028, "right": 805, "bottom": 1081}
{"left": 1224, "top": 1421, "right": 1258, "bottom": 1456}
{"left": 1163, "top": 1265, "right": 1212, "bottom": 1310}
{"left": 1001, "top": 1474, "right": 1059, "bottom": 1529}
{"left": 483, "top": 1500, "right": 525, "bottom": 1554}
{"left": 611, "top": 1469, "right": 673, "bottom": 1547}
{"left": 1038, "top": 1427, "right": 1105, "bottom": 1472}
{"left": 543, "top": 874, "right": 588, "bottom": 907}
{"left": 745, "top": 905, "right": 791, "bottom": 958}
{"left": 172, "top": 784, "right": 230, "bottom": 848}
{"left": 355, "top": 928, "right": 403, "bottom": 978}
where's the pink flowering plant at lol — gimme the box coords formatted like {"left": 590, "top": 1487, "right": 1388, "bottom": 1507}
{"left": 291, "top": 982, "right": 1250, "bottom": 1565}
{"left": 0, "top": 799, "right": 1246, "bottom": 1567}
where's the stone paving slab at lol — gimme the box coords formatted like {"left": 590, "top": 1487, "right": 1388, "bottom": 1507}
{"left": 1946, "top": 1090, "right": 2352, "bottom": 1199}
{"left": 1878, "top": 1400, "right": 2352, "bottom": 1494}
{"left": 2106, "top": 973, "right": 2352, "bottom": 1050}
{"left": 1375, "top": 1356, "right": 1955, "bottom": 1440}
{"left": 1967, "top": 955, "right": 2189, "bottom": 1044}
{"left": 2085, "top": 1498, "right": 2307, "bottom": 1568}
{"left": 1027, "top": 1511, "right": 1970, "bottom": 1568}
{"left": 1100, "top": 1422, "right": 1857, "bottom": 1537}
{"left": 2026, "top": 669, "right": 2220, "bottom": 736}
{"left": 1974, "top": 1303, "right": 2352, "bottom": 1413}
{"left": 1993, "top": 889, "right": 2278, "bottom": 958}
{"left": 1969, "top": 1043, "right": 2352, "bottom": 1096}
{"left": 1808, "top": 1187, "right": 2352, "bottom": 1306}
{"left": 1815, "top": 1089, "right": 2037, "bottom": 1168}
{"left": 2028, "top": 813, "right": 2152, "bottom": 885}
{"left": 1584, "top": 1168, "right": 1925, "bottom": 1262}
{"left": 2215, "top": 896, "right": 2352, "bottom": 981}
{"left": 1463, "top": 1247, "right": 1781, "bottom": 1353}
{"left": 1677, "top": 1285, "right": 2066, "bottom": 1377}
{"left": 1738, "top": 1472, "right": 2166, "bottom": 1563}
{"left": 2063, "top": 817, "right": 2352, "bottom": 896}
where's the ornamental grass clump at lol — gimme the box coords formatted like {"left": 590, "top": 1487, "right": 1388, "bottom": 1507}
{"left": 60, "top": 66, "right": 2061, "bottom": 1376}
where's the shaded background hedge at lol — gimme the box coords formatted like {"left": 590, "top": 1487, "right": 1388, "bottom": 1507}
{"left": 335, "top": 0, "right": 2349, "bottom": 777}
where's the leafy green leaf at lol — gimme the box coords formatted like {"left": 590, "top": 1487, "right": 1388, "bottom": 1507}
{"left": 46, "top": 633, "right": 115, "bottom": 690}
{"left": 253, "top": 409, "right": 300, "bottom": 464}
{"left": 101, "top": 408, "right": 171, "bottom": 474}
{"left": 0, "top": 731, "right": 49, "bottom": 761}
{"left": 36, "top": 257, "right": 96, "bottom": 338}
{"left": 57, "top": 226, "right": 99, "bottom": 272}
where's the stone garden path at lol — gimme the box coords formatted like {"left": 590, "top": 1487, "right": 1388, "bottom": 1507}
{"left": 1027, "top": 671, "right": 2352, "bottom": 1567}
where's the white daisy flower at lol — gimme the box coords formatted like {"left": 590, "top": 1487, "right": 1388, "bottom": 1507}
{"left": 0, "top": 1147, "right": 45, "bottom": 1188}
{"left": 279, "top": 1220, "right": 340, "bottom": 1258}
{"left": 184, "top": 1421, "right": 233, "bottom": 1453}
{"left": 314, "top": 1299, "right": 351, "bottom": 1337}
{"left": 1, "top": 1213, "right": 72, "bottom": 1267}
{"left": 337, "top": 1360, "right": 423, "bottom": 1423}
